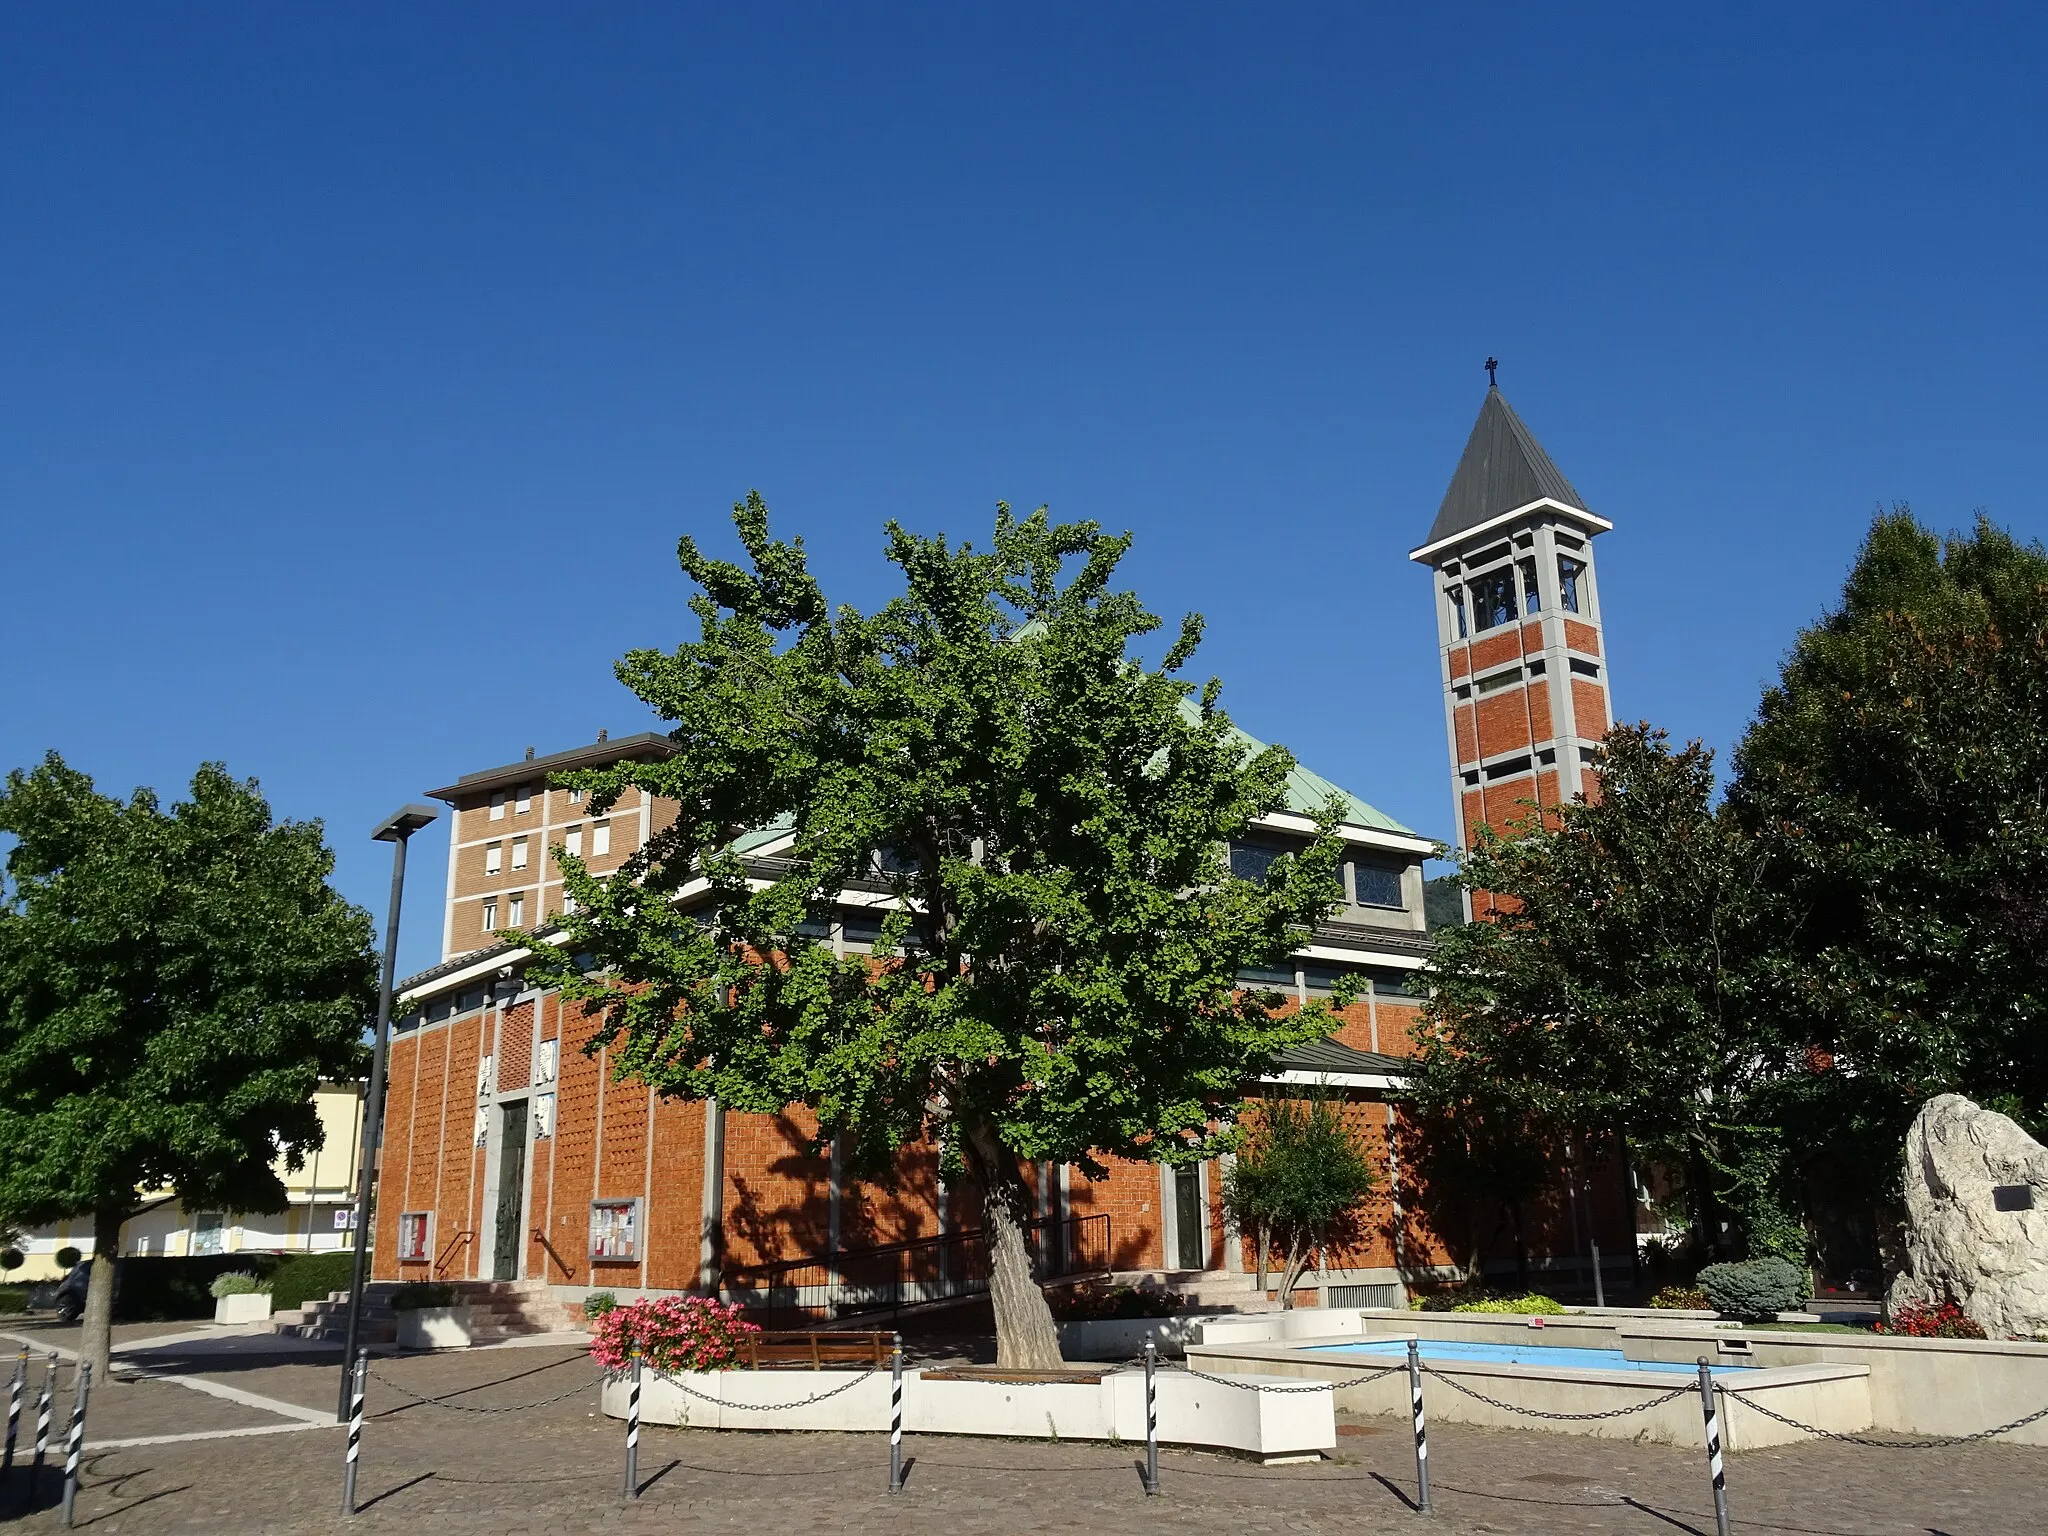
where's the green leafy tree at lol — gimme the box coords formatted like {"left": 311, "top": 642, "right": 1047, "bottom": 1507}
{"left": 1220, "top": 1088, "right": 1378, "bottom": 1307}
{"left": 0, "top": 756, "right": 375, "bottom": 1376}
{"left": 1730, "top": 510, "right": 2048, "bottom": 1226}
{"left": 524, "top": 497, "right": 1350, "bottom": 1366}
{"left": 1412, "top": 724, "right": 1798, "bottom": 1260}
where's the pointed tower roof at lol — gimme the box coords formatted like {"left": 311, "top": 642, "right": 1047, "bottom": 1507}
{"left": 1419, "top": 388, "right": 1594, "bottom": 552}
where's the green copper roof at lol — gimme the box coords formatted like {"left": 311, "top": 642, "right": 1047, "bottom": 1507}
{"left": 1180, "top": 699, "right": 1417, "bottom": 836}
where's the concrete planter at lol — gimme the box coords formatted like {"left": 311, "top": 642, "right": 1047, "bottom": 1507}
{"left": 397, "top": 1305, "right": 475, "bottom": 1350}
{"left": 213, "top": 1292, "right": 274, "bottom": 1325}
{"left": 1056, "top": 1315, "right": 1205, "bottom": 1360}
{"left": 603, "top": 1364, "right": 1334, "bottom": 1461}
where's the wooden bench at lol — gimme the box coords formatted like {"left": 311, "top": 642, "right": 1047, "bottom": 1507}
{"left": 740, "top": 1331, "right": 892, "bottom": 1370}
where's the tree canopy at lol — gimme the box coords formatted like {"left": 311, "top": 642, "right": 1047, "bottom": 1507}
{"left": 524, "top": 496, "right": 1352, "bottom": 1364}
{"left": 0, "top": 755, "right": 375, "bottom": 1374}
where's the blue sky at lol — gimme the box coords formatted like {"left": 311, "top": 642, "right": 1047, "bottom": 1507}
{"left": 4, "top": 5, "right": 2042, "bottom": 979}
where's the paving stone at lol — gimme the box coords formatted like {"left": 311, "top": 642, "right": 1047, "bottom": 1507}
{"left": 0, "top": 1342, "right": 2036, "bottom": 1533}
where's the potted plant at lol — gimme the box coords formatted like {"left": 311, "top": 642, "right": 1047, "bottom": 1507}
{"left": 393, "top": 1283, "right": 470, "bottom": 1349}
{"left": 209, "top": 1270, "right": 274, "bottom": 1324}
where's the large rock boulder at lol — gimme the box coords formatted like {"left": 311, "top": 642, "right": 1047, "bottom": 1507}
{"left": 1889, "top": 1094, "right": 2048, "bottom": 1339}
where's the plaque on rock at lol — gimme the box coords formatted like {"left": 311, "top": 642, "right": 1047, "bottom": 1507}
{"left": 1993, "top": 1184, "right": 2036, "bottom": 1212}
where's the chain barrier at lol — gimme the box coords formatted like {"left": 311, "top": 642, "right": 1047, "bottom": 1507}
{"left": 1169, "top": 1361, "right": 1402, "bottom": 1394}
{"left": 1420, "top": 1364, "right": 1695, "bottom": 1422}
{"left": 653, "top": 1368, "right": 879, "bottom": 1411}
{"left": 365, "top": 1365, "right": 607, "bottom": 1414}
{"left": 1728, "top": 1389, "right": 2048, "bottom": 1449}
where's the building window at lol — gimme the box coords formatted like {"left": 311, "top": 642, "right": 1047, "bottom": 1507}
{"left": 397, "top": 1211, "right": 431, "bottom": 1262}
{"left": 561, "top": 891, "right": 577, "bottom": 915}
{"left": 1229, "top": 838, "right": 1299, "bottom": 884}
{"left": 1519, "top": 557, "right": 1542, "bottom": 613}
{"left": 490, "top": 791, "right": 507, "bottom": 821}
{"left": 485, "top": 843, "right": 502, "bottom": 875}
{"left": 1468, "top": 567, "right": 1518, "bottom": 631}
{"left": 508, "top": 893, "right": 526, "bottom": 927}
{"left": 565, "top": 826, "right": 582, "bottom": 858}
{"left": 1235, "top": 963, "right": 1298, "bottom": 990}
{"left": 1350, "top": 860, "right": 1405, "bottom": 909}
{"left": 567, "top": 786, "right": 584, "bottom": 804}
{"left": 590, "top": 821, "right": 611, "bottom": 857}
{"left": 515, "top": 785, "right": 533, "bottom": 814}
{"left": 1569, "top": 657, "right": 1601, "bottom": 678}
{"left": 1558, "top": 556, "right": 1586, "bottom": 614}
{"left": 1373, "top": 969, "right": 1423, "bottom": 1002}
{"left": 1301, "top": 963, "right": 1355, "bottom": 996}
{"left": 1448, "top": 587, "right": 1468, "bottom": 638}
{"left": 481, "top": 899, "right": 498, "bottom": 931}
{"left": 591, "top": 1198, "right": 640, "bottom": 1262}
{"left": 511, "top": 837, "right": 528, "bottom": 871}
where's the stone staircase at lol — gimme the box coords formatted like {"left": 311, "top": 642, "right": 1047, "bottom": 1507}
{"left": 444, "top": 1279, "right": 581, "bottom": 1343}
{"left": 275, "top": 1278, "right": 580, "bottom": 1346}
{"left": 276, "top": 1281, "right": 401, "bottom": 1344}
{"left": 1110, "top": 1269, "right": 1283, "bottom": 1314}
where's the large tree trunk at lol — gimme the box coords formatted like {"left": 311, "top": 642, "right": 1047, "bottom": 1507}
{"left": 960, "top": 1114, "right": 1063, "bottom": 1369}
{"left": 81, "top": 1206, "right": 124, "bottom": 1382}
{"left": 1254, "top": 1220, "right": 1270, "bottom": 1297}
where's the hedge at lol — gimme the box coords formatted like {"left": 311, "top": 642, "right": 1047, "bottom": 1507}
{"left": 269, "top": 1251, "right": 360, "bottom": 1313}
{"left": 112, "top": 1254, "right": 287, "bottom": 1321}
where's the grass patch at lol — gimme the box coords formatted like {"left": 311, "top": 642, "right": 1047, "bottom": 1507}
{"left": 1718, "top": 1320, "right": 1874, "bottom": 1335}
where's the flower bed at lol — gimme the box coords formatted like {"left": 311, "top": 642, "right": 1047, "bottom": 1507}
{"left": 1878, "top": 1300, "right": 1987, "bottom": 1340}
{"left": 589, "top": 1296, "right": 761, "bottom": 1373}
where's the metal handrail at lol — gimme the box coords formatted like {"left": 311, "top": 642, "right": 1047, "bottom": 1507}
{"left": 433, "top": 1229, "right": 477, "bottom": 1278}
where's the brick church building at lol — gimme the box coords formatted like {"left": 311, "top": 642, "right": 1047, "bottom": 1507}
{"left": 372, "top": 383, "right": 1631, "bottom": 1307}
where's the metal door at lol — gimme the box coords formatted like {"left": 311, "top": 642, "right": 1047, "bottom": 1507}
{"left": 1174, "top": 1164, "right": 1205, "bottom": 1270}
{"left": 493, "top": 1100, "right": 529, "bottom": 1280}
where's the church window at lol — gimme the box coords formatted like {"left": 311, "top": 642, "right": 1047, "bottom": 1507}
{"left": 1350, "top": 859, "right": 1405, "bottom": 909}
{"left": 1229, "top": 838, "right": 1294, "bottom": 883}
{"left": 1558, "top": 556, "right": 1586, "bottom": 614}
{"left": 1448, "top": 587, "right": 1468, "bottom": 638}
{"left": 1468, "top": 568, "right": 1518, "bottom": 631}
{"left": 1520, "top": 557, "right": 1542, "bottom": 613}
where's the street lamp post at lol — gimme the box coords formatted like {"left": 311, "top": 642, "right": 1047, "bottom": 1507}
{"left": 336, "top": 803, "right": 438, "bottom": 1422}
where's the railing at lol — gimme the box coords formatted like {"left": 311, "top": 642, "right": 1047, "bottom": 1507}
{"left": 433, "top": 1229, "right": 477, "bottom": 1278}
{"left": 724, "top": 1213, "right": 1113, "bottom": 1326}
{"left": 531, "top": 1227, "right": 576, "bottom": 1279}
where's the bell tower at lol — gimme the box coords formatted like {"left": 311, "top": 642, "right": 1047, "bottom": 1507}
{"left": 1411, "top": 381, "right": 1614, "bottom": 866}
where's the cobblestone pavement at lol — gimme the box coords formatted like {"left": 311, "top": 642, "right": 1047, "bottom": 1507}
{"left": 0, "top": 1342, "right": 2038, "bottom": 1534}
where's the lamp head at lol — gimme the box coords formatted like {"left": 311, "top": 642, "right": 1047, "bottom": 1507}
{"left": 371, "top": 804, "right": 439, "bottom": 843}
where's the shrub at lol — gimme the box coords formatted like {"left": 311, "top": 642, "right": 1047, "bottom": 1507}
{"left": 1697, "top": 1257, "right": 1804, "bottom": 1320}
{"left": 0, "top": 1248, "right": 22, "bottom": 1272}
{"left": 1651, "top": 1285, "right": 1711, "bottom": 1310}
{"left": 392, "top": 1282, "right": 459, "bottom": 1312}
{"left": 1047, "top": 1284, "right": 1184, "bottom": 1322}
{"left": 1878, "top": 1301, "right": 1987, "bottom": 1340}
{"left": 583, "top": 1291, "right": 618, "bottom": 1322}
{"left": 1416, "top": 1288, "right": 1561, "bottom": 1314}
{"left": 269, "top": 1251, "right": 359, "bottom": 1312}
{"left": 54, "top": 1247, "right": 81, "bottom": 1269}
{"left": 209, "top": 1270, "right": 271, "bottom": 1299}
{"left": 588, "top": 1297, "right": 760, "bottom": 1374}
{"left": 0, "top": 1285, "right": 27, "bottom": 1315}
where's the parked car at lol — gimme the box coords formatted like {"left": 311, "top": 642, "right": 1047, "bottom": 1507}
{"left": 26, "top": 1260, "right": 95, "bottom": 1323}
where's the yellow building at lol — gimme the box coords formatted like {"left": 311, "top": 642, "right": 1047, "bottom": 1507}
{"left": 8, "top": 1081, "right": 364, "bottom": 1280}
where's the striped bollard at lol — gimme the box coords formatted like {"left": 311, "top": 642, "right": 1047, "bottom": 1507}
{"left": 31, "top": 1353, "right": 56, "bottom": 1496}
{"left": 1142, "top": 1339, "right": 1159, "bottom": 1496}
{"left": 1407, "top": 1338, "right": 1432, "bottom": 1516}
{"left": 624, "top": 1354, "right": 642, "bottom": 1499}
{"left": 3, "top": 1345, "right": 26, "bottom": 1476}
{"left": 59, "top": 1361, "right": 89, "bottom": 1528}
{"left": 1696, "top": 1358, "right": 1732, "bottom": 1536}
{"left": 887, "top": 1334, "right": 903, "bottom": 1494}
{"left": 340, "top": 1350, "right": 366, "bottom": 1517}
